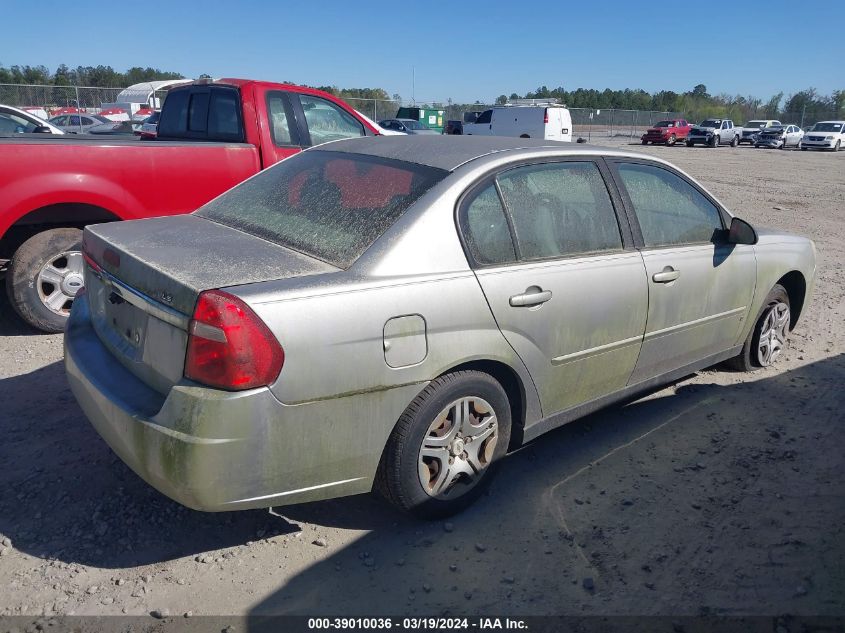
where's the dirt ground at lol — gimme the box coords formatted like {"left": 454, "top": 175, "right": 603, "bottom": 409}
{"left": 0, "top": 138, "right": 843, "bottom": 621}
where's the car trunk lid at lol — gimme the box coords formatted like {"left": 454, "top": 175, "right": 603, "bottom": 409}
{"left": 82, "top": 214, "right": 338, "bottom": 394}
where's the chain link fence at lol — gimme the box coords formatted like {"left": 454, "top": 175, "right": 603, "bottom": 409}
{"left": 5, "top": 83, "right": 840, "bottom": 134}
{"left": 1, "top": 84, "right": 126, "bottom": 117}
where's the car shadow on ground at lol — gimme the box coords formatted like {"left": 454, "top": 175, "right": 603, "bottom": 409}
{"left": 245, "top": 354, "right": 845, "bottom": 618}
{"left": 0, "top": 355, "right": 843, "bottom": 601}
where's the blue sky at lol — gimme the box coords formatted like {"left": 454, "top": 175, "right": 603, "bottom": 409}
{"left": 2, "top": 0, "right": 842, "bottom": 103}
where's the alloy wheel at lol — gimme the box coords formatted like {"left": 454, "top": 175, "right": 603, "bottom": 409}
{"left": 36, "top": 250, "right": 84, "bottom": 316}
{"left": 757, "top": 301, "right": 790, "bottom": 366}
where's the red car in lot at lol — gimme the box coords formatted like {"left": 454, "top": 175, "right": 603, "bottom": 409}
{"left": 0, "top": 79, "right": 380, "bottom": 332}
{"left": 641, "top": 119, "right": 691, "bottom": 146}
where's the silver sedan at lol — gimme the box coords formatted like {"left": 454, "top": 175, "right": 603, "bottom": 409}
{"left": 65, "top": 136, "right": 816, "bottom": 518}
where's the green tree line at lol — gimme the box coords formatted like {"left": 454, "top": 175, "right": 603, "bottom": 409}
{"left": 3, "top": 65, "right": 842, "bottom": 124}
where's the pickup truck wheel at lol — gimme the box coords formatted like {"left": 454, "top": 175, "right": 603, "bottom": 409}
{"left": 730, "top": 135, "right": 739, "bottom": 147}
{"left": 6, "top": 228, "right": 83, "bottom": 333}
{"left": 376, "top": 370, "right": 511, "bottom": 519}
{"left": 710, "top": 135, "right": 720, "bottom": 147}
{"left": 666, "top": 134, "right": 676, "bottom": 146}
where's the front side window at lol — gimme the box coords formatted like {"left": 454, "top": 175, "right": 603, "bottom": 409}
{"left": 616, "top": 163, "right": 723, "bottom": 247}
{"left": 460, "top": 184, "right": 515, "bottom": 266}
{"left": 197, "top": 150, "right": 447, "bottom": 268}
{"left": 496, "top": 162, "right": 623, "bottom": 260}
{"left": 298, "top": 95, "right": 364, "bottom": 146}
{"left": 0, "top": 112, "right": 35, "bottom": 133}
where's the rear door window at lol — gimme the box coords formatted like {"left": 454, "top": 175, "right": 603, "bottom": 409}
{"left": 197, "top": 150, "right": 447, "bottom": 268}
{"left": 266, "top": 91, "right": 300, "bottom": 146}
{"left": 496, "top": 161, "right": 623, "bottom": 259}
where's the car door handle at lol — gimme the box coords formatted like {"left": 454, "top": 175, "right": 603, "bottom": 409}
{"left": 652, "top": 267, "right": 681, "bottom": 283}
{"left": 509, "top": 288, "right": 552, "bottom": 307}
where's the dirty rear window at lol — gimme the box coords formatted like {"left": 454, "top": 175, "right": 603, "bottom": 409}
{"left": 196, "top": 150, "right": 448, "bottom": 268}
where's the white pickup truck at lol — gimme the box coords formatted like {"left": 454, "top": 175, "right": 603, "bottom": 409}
{"left": 686, "top": 119, "right": 741, "bottom": 147}
{"left": 463, "top": 104, "right": 572, "bottom": 141}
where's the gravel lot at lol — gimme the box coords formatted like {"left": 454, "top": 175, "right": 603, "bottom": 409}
{"left": 0, "top": 139, "right": 843, "bottom": 620}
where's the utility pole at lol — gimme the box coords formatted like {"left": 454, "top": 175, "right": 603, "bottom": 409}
{"left": 800, "top": 102, "right": 806, "bottom": 129}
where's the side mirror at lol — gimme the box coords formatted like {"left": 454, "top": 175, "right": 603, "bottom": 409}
{"left": 728, "top": 216, "right": 757, "bottom": 245}
{"left": 32, "top": 126, "right": 54, "bottom": 134}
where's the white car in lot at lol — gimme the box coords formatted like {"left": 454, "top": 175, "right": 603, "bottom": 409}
{"left": 799, "top": 121, "right": 845, "bottom": 151}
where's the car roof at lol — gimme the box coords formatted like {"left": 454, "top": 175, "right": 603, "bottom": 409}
{"left": 318, "top": 135, "right": 640, "bottom": 171}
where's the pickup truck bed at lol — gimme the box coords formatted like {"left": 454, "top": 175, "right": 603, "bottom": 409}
{"left": 0, "top": 78, "right": 378, "bottom": 331}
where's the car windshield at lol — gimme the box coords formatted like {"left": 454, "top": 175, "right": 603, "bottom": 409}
{"left": 93, "top": 115, "right": 111, "bottom": 123}
{"left": 810, "top": 122, "right": 843, "bottom": 132}
{"left": 654, "top": 120, "right": 674, "bottom": 127}
{"left": 744, "top": 121, "right": 767, "bottom": 129}
{"left": 402, "top": 120, "right": 428, "bottom": 130}
{"left": 197, "top": 150, "right": 448, "bottom": 268}
{"left": 699, "top": 120, "right": 721, "bottom": 127}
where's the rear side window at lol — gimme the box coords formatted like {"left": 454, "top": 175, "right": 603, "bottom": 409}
{"left": 197, "top": 150, "right": 447, "bottom": 268}
{"left": 158, "top": 86, "right": 244, "bottom": 141}
{"left": 266, "top": 91, "right": 298, "bottom": 146}
{"left": 616, "top": 163, "right": 723, "bottom": 247}
{"left": 460, "top": 184, "right": 516, "bottom": 265}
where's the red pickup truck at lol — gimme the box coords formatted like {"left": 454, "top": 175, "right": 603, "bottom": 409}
{"left": 0, "top": 79, "right": 379, "bottom": 331}
{"left": 641, "top": 119, "right": 691, "bottom": 146}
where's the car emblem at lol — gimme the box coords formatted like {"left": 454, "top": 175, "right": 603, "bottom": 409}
{"left": 159, "top": 291, "right": 173, "bottom": 304}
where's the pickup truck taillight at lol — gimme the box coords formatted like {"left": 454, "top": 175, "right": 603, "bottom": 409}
{"left": 185, "top": 290, "right": 284, "bottom": 391}
{"left": 543, "top": 108, "right": 549, "bottom": 124}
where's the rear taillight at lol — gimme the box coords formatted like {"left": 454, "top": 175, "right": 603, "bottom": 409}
{"left": 543, "top": 108, "right": 549, "bottom": 124}
{"left": 185, "top": 290, "right": 284, "bottom": 391}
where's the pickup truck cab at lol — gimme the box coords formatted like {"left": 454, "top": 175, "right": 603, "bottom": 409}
{"left": 641, "top": 119, "right": 691, "bottom": 145}
{"left": 686, "top": 119, "right": 740, "bottom": 147}
{"left": 739, "top": 119, "right": 781, "bottom": 144}
{"left": 0, "top": 79, "right": 379, "bottom": 331}
{"left": 463, "top": 104, "right": 572, "bottom": 142}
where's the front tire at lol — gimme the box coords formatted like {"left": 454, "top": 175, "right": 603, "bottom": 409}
{"left": 376, "top": 371, "right": 512, "bottom": 519}
{"left": 667, "top": 134, "right": 676, "bottom": 146}
{"left": 726, "top": 285, "right": 791, "bottom": 372}
{"left": 710, "top": 135, "right": 720, "bottom": 147}
{"left": 5, "top": 228, "right": 84, "bottom": 333}
{"left": 686, "top": 140, "right": 693, "bottom": 147}
{"left": 835, "top": 140, "right": 841, "bottom": 152}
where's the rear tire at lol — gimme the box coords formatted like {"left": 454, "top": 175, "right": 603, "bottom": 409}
{"left": 726, "top": 285, "right": 791, "bottom": 372}
{"left": 376, "top": 371, "right": 511, "bottom": 519}
{"left": 6, "top": 228, "right": 84, "bottom": 333}
{"left": 642, "top": 140, "right": 648, "bottom": 145}
{"left": 730, "top": 135, "right": 739, "bottom": 147}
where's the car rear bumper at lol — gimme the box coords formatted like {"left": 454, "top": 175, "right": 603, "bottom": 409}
{"left": 65, "top": 295, "right": 425, "bottom": 511}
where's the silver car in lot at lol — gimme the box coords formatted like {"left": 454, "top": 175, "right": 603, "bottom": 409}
{"left": 65, "top": 136, "right": 816, "bottom": 518}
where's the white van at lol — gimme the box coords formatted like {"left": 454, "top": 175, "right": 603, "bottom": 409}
{"left": 464, "top": 104, "right": 572, "bottom": 142}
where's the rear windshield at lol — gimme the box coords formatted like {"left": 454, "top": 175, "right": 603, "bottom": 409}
{"left": 197, "top": 150, "right": 448, "bottom": 268}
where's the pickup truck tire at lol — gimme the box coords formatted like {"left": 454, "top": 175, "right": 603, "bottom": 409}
{"left": 6, "top": 228, "right": 83, "bottom": 333}
{"left": 667, "top": 134, "right": 676, "bottom": 146}
{"left": 710, "top": 135, "right": 720, "bottom": 148}
{"left": 730, "top": 135, "right": 739, "bottom": 147}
